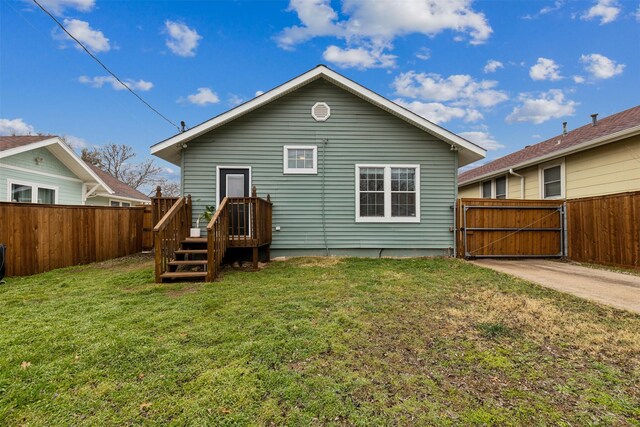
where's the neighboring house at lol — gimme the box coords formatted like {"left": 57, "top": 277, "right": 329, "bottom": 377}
{"left": 459, "top": 105, "right": 640, "bottom": 200}
{"left": 151, "top": 65, "right": 486, "bottom": 257}
{"left": 0, "top": 135, "right": 149, "bottom": 206}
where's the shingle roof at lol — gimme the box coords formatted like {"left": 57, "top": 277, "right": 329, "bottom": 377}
{"left": 0, "top": 135, "right": 55, "bottom": 151}
{"left": 459, "top": 105, "right": 640, "bottom": 185}
{"left": 84, "top": 162, "right": 150, "bottom": 202}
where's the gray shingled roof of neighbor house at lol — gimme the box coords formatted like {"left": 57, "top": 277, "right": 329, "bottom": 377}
{"left": 459, "top": 105, "right": 640, "bottom": 185}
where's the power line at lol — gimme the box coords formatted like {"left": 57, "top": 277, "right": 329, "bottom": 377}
{"left": 31, "top": 0, "right": 181, "bottom": 132}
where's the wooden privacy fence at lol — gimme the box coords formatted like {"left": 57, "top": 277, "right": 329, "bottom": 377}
{"left": 566, "top": 191, "right": 640, "bottom": 269}
{"left": 456, "top": 198, "right": 565, "bottom": 258}
{"left": 0, "top": 202, "right": 146, "bottom": 276}
{"left": 151, "top": 186, "right": 179, "bottom": 226}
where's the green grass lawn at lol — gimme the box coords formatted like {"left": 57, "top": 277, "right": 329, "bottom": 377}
{"left": 1, "top": 255, "right": 639, "bottom": 426}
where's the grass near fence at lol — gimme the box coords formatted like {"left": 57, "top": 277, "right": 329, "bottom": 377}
{"left": 1, "top": 255, "right": 639, "bottom": 425}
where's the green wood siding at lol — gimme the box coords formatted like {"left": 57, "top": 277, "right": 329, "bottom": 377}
{"left": 0, "top": 148, "right": 83, "bottom": 204}
{"left": 182, "top": 78, "right": 456, "bottom": 252}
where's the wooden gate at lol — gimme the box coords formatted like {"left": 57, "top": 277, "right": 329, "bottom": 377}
{"left": 456, "top": 198, "right": 566, "bottom": 258}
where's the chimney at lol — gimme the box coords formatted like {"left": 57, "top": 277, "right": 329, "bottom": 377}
{"left": 562, "top": 122, "right": 567, "bottom": 136}
{"left": 591, "top": 113, "right": 598, "bottom": 126}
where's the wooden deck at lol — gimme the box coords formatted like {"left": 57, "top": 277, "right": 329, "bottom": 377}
{"left": 153, "top": 188, "right": 272, "bottom": 283}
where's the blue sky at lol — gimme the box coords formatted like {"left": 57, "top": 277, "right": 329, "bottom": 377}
{"left": 1, "top": 0, "right": 639, "bottom": 181}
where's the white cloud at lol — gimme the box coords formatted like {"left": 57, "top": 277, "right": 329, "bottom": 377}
{"left": 322, "top": 44, "right": 396, "bottom": 69}
{"left": 392, "top": 71, "right": 508, "bottom": 108}
{"left": 415, "top": 47, "right": 431, "bottom": 60}
{"left": 636, "top": 4, "right": 640, "bottom": 21}
{"left": 523, "top": 1, "right": 564, "bottom": 19}
{"left": 61, "top": 135, "right": 87, "bottom": 149}
{"left": 276, "top": 0, "right": 492, "bottom": 68}
{"left": 228, "top": 94, "right": 244, "bottom": 106}
{"left": 458, "top": 131, "right": 504, "bottom": 150}
{"left": 183, "top": 88, "right": 220, "bottom": 106}
{"left": 582, "top": 0, "right": 620, "bottom": 24}
{"left": 483, "top": 59, "right": 503, "bottom": 73}
{"left": 55, "top": 19, "right": 110, "bottom": 53}
{"left": 36, "top": 0, "right": 95, "bottom": 15}
{"left": 0, "top": 118, "right": 36, "bottom": 136}
{"left": 506, "top": 89, "right": 577, "bottom": 124}
{"left": 164, "top": 20, "right": 201, "bottom": 57}
{"left": 255, "top": 90, "right": 265, "bottom": 97}
{"left": 395, "top": 100, "right": 483, "bottom": 124}
{"left": 573, "top": 75, "right": 586, "bottom": 84}
{"left": 580, "top": 53, "right": 625, "bottom": 79}
{"left": 529, "top": 57, "right": 562, "bottom": 81}
{"left": 79, "top": 75, "right": 153, "bottom": 91}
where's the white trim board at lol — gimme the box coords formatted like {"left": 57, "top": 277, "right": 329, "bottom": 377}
{"left": 151, "top": 65, "right": 486, "bottom": 167}
{"left": 0, "top": 162, "right": 84, "bottom": 183}
{"left": 92, "top": 193, "right": 150, "bottom": 204}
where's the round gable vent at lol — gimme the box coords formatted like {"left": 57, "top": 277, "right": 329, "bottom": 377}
{"left": 311, "top": 102, "right": 331, "bottom": 121}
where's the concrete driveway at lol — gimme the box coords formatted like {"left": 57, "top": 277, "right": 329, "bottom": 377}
{"left": 471, "top": 259, "right": 640, "bottom": 314}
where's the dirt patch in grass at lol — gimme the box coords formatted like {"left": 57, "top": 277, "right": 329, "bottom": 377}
{"left": 286, "top": 256, "right": 344, "bottom": 268}
{"left": 70, "top": 253, "right": 154, "bottom": 273}
{"left": 165, "top": 283, "right": 203, "bottom": 298}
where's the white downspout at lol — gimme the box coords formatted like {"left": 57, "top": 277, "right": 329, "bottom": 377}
{"left": 508, "top": 168, "right": 524, "bottom": 199}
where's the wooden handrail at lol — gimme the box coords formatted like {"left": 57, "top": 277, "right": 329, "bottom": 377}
{"left": 206, "top": 197, "right": 230, "bottom": 281}
{"left": 154, "top": 196, "right": 185, "bottom": 232}
{"left": 154, "top": 195, "right": 192, "bottom": 282}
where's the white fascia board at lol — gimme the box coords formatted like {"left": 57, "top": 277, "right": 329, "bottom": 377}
{"left": 459, "top": 125, "right": 640, "bottom": 186}
{"left": 93, "top": 193, "right": 150, "bottom": 203}
{"left": 150, "top": 65, "right": 486, "bottom": 166}
{"left": 46, "top": 138, "right": 115, "bottom": 194}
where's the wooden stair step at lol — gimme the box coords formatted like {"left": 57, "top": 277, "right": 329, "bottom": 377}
{"left": 181, "top": 237, "right": 207, "bottom": 244}
{"left": 168, "top": 260, "right": 207, "bottom": 266}
{"left": 160, "top": 271, "right": 207, "bottom": 280}
{"left": 175, "top": 249, "right": 208, "bottom": 255}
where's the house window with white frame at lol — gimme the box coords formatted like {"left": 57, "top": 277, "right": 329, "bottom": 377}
{"left": 9, "top": 180, "right": 57, "bottom": 204}
{"left": 356, "top": 165, "right": 420, "bottom": 223}
{"left": 542, "top": 164, "right": 562, "bottom": 198}
{"left": 481, "top": 180, "right": 492, "bottom": 198}
{"left": 110, "top": 200, "right": 131, "bottom": 207}
{"left": 283, "top": 145, "right": 317, "bottom": 174}
{"left": 495, "top": 176, "right": 506, "bottom": 199}
{"left": 480, "top": 175, "right": 507, "bottom": 199}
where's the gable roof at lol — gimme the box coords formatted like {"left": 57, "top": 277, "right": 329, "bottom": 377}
{"left": 459, "top": 105, "right": 640, "bottom": 186}
{"left": 0, "top": 135, "right": 113, "bottom": 193}
{"left": 151, "top": 65, "right": 486, "bottom": 167}
{"left": 84, "top": 162, "right": 150, "bottom": 202}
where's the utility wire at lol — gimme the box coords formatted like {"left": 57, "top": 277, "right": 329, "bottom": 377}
{"left": 31, "top": 0, "right": 180, "bottom": 132}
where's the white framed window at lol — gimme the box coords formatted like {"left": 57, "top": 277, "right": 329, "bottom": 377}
{"left": 495, "top": 176, "right": 507, "bottom": 199}
{"left": 283, "top": 145, "right": 317, "bottom": 174}
{"left": 110, "top": 200, "right": 131, "bottom": 207}
{"left": 539, "top": 160, "right": 565, "bottom": 199}
{"left": 7, "top": 179, "right": 58, "bottom": 204}
{"left": 355, "top": 164, "right": 420, "bottom": 223}
{"left": 481, "top": 180, "right": 492, "bottom": 198}
{"left": 479, "top": 175, "right": 508, "bottom": 199}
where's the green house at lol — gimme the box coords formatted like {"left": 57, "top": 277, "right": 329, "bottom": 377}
{"left": 151, "top": 66, "right": 485, "bottom": 257}
{"left": 0, "top": 135, "right": 149, "bottom": 206}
